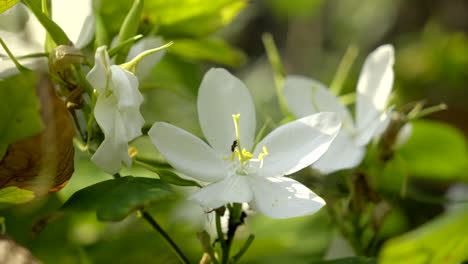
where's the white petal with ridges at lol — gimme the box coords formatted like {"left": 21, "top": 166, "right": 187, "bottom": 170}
{"left": 249, "top": 176, "right": 325, "bottom": 219}
{"left": 91, "top": 137, "right": 130, "bottom": 175}
{"left": 110, "top": 65, "right": 143, "bottom": 108}
{"left": 148, "top": 122, "right": 226, "bottom": 182}
{"left": 254, "top": 112, "right": 341, "bottom": 177}
{"left": 356, "top": 45, "right": 394, "bottom": 132}
{"left": 198, "top": 68, "right": 256, "bottom": 156}
{"left": 189, "top": 175, "right": 253, "bottom": 209}
{"left": 86, "top": 46, "right": 110, "bottom": 93}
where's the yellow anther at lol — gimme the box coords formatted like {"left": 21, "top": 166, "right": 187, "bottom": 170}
{"left": 241, "top": 148, "right": 254, "bottom": 161}
{"left": 222, "top": 156, "right": 229, "bottom": 160}
{"left": 232, "top": 114, "right": 241, "bottom": 140}
{"left": 128, "top": 147, "right": 138, "bottom": 158}
{"left": 257, "top": 146, "right": 269, "bottom": 161}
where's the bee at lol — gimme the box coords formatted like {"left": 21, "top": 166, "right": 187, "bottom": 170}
{"left": 231, "top": 140, "right": 238, "bottom": 152}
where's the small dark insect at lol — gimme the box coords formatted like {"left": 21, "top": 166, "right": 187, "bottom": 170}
{"left": 231, "top": 140, "right": 238, "bottom": 152}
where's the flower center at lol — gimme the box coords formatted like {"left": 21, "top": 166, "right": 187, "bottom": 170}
{"left": 222, "top": 114, "right": 268, "bottom": 176}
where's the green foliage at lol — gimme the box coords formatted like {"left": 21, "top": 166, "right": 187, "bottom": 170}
{"left": 146, "top": 0, "right": 248, "bottom": 37}
{"left": 61, "top": 176, "right": 174, "bottom": 221}
{"left": 170, "top": 38, "right": 246, "bottom": 67}
{"left": 0, "top": 187, "right": 35, "bottom": 208}
{"left": 310, "top": 257, "right": 377, "bottom": 264}
{"left": 0, "top": 71, "right": 43, "bottom": 159}
{"left": 96, "top": 0, "right": 247, "bottom": 39}
{"left": 379, "top": 206, "right": 468, "bottom": 264}
{"left": 156, "top": 170, "right": 202, "bottom": 188}
{"left": 397, "top": 120, "right": 468, "bottom": 182}
{"left": 267, "top": 0, "right": 323, "bottom": 18}
{"left": 0, "top": 0, "right": 20, "bottom": 13}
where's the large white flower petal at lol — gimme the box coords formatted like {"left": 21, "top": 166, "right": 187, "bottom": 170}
{"left": 94, "top": 94, "right": 118, "bottom": 137}
{"left": 312, "top": 132, "right": 366, "bottom": 174}
{"left": 91, "top": 137, "right": 130, "bottom": 174}
{"left": 188, "top": 175, "right": 253, "bottom": 209}
{"left": 198, "top": 68, "right": 256, "bottom": 156}
{"left": 284, "top": 75, "right": 354, "bottom": 130}
{"left": 355, "top": 107, "right": 392, "bottom": 146}
{"left": 148, "top": 122, "right": 226, "bottom": 182}
{"left": 127, "top": 36, "right": 165, "bottom": 80}
{"left": 254, "top": 112, "right": 341, "bottom": 177}
{"left": 86, "top": 46, "right": 111, "bottom": 93}
{"left": 249, "top": 176, "right": 325, "bottom": 219}
{"left": 356, "top": 45, "right": 394, "bottom": 132}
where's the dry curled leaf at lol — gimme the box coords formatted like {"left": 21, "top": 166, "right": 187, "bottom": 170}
{"left": 0, "top": 74, "right": 75, "bottom": 195}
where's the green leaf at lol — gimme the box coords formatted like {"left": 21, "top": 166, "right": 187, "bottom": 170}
{"left": 61, "top": 176, "right": 174, "bottom": 221}
{"left": 96, "top": 0, "right": 247, "bottom": 38}
{"left": 379, "top": 206, "right": 468, "bottom": 264}
{"left": 148, "top": 0, "right": 247, "bottom": 37}
{"left": 115, "top": 0, "right": 144, "bottom": 64}
{"left": 157, "top": 170, "right": 202, "bottom": 188}
{"left": 0, "top": 0, "right": 20, "bottom": 13}
{"left": 397, "top": 120, "right": 468, "bottom": 182}
{"left": 310, "top": 257, "right": 377, "bottom": 264}
{"left": 0, "top": 71, "right": 44, "bottom": 156}
{"left": 169, "top": 38, "right": 246, "bottom": 67}
{"left": 0, "top": 187, "right": 36, "bottom": 209}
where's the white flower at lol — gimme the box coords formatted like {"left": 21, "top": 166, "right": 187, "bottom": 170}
{"left": 284, "top": 44, "right": 395, "bottom": 174}
{"left": 149, "top": 68, "right": 341, "bottom": 219}
{"left": 86, "top": 46, "right": 145, "bottom": 174}
{"left": 0, "top": 0, "right": 94, "bottom": 77}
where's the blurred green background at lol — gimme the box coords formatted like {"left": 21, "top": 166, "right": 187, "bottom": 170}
{"left": 1, "top": 0, "right": 468, "bottom": 263}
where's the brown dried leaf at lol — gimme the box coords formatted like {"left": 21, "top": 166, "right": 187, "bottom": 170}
{"left": 0, "top": 74, "right": 75, "bottom": 195}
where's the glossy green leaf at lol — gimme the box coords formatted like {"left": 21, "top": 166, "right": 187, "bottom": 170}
{"left": 61, "top": 176, "right": 174, "bottom": 221}
{"left": 169, "top": 38, "right": 246, "bottom": 67}
{"left": 0, "top": 71, "right": 44, "bottom": 158}
{"left": 157, "top": 170, "right": 201, "bottom": 188}
{"left": 0, "top": 0, "right": 20, "bottom": 13}
{"left": 310, "top": 257, "right": 377, "bottom": 264}
{"left": 397, "top": 120, "right": 468, "bottom": 182}
{"left": 379, "top": 206, "right": 468, "bottom": 264}
{"left": 0, "top": 187, "right": 35, "bottom": 209}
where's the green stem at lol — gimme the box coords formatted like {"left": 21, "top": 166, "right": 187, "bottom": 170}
{"left": 0, "top": 38, "right": 30, "bottom": 72}
{"left": 215, "top": 211, "right": 228, "bottom": 263}
{"left": 262, "top": 33, "right": 292, "bottom": 118}
{"left": 231, "top": 235, "right": 254, "bottom": 263}
{"left": 140, "top": 210, "right": 190, "bottom": 264}
{"left": 330, "top": 45, "right": 359, "bottom": 95}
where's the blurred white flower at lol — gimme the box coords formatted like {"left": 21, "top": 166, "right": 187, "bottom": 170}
{"left": 86, "top": 46, "right": 145, "bottom": 174}
{"left": 0, "top": 0, "right": 94, "bottom": 77}
{"left": 149, "top": 68, "right": 341, "bottom": 219}
{"left": 284, "top": 45, "right": 395, "bottom": 174}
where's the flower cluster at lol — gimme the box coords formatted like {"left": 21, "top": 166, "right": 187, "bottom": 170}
{"left": 284, "top": 45, "right": 395, "bottom": 174}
